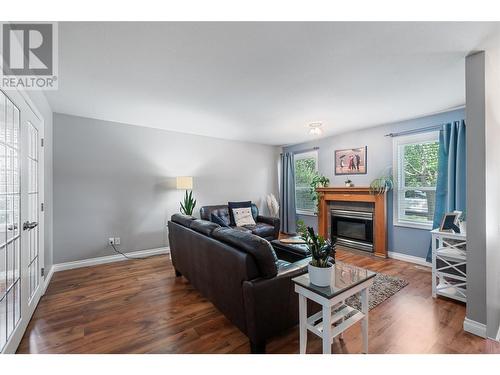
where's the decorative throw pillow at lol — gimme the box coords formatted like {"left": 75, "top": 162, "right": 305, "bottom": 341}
{"left": 232, "top": 207, "right": 256, "bottom": 227}
{"left": 228, "top": 201, "right": 252, "bottom": 226}
{"left": 211, "top": 212, "right": 229, "bottom": 227}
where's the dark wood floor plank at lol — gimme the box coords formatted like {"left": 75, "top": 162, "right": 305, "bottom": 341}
{"left": 16, "top": 249, "right": 500, "bottom": 354}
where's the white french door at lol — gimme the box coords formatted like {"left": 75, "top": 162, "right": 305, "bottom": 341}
{"left": 0, "top": 88, "right": 44, "bottom": 354}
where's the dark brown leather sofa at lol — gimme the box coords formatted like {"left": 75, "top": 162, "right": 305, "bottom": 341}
{"left": 168, "top": 213, "right": 311, "bottom": 353}
{"left": 199, "top": 204, "right": 280, "bottom": 241}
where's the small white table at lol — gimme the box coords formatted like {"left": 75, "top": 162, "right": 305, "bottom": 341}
{"left": 293, "top": 262, "right": 375, "bottom": 354}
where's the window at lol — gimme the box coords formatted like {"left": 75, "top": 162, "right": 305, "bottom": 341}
{"left": 393, "top": 132, "right": 439, "bottom": 229}
{"left": 294, "top": 150, "right": 318, "bottom": 215}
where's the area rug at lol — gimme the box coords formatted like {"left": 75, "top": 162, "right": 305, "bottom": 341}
{"left": 344, "top": 273, "right": 409, "bottom": 311}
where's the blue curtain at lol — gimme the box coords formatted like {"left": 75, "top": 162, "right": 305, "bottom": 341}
{"left": 426, "top": 120, "right": 466, "bottom": 261}
{"left": 280, "top": 152, "right": 297, "bottom": 234}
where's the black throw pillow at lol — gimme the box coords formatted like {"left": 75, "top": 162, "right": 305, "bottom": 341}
{"left": 211, "top": 213, "right": 229, "bottom": 227}
{"left": 228, "top": 201, "right": 252, "bottom": 226}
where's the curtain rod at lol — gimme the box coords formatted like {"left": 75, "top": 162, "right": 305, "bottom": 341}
{"left": 292, "top": 146, "right": 319, "bottom": 154}
{"left": 384, "top": 124, "right": 443, "bottom": 138}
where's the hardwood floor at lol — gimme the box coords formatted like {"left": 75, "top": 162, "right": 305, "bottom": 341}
{"left": 17, "top": 249, "right": 500, "bottom": 354}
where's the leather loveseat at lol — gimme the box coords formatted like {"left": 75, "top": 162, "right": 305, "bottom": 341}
{"left": 200, "top": 203, "right": 280, "bottom": 241}
{"left": 168, "top": 213, "right": 311, "bottom": 353}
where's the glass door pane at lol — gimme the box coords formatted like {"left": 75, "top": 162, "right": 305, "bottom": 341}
{"left": 27, "top": 121, "right": 39, "bottom": 300}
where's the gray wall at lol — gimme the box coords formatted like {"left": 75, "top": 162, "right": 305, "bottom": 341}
{"left": 466, "top": 42, "right": 500, "bottom": 340}
{"left": 465, "top": 52, "right": 487, "bottom": 330}
{"left": 53, "top": 113, "right": 279, "bottom": 264}
{"left": 484, "top": 33, "right": 500, "bottom": 340}
{"left": 282, "top": 108, "right": 465, "bottom": 259}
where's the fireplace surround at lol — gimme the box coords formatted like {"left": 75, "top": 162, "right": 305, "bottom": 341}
{"left": 317, "top": 187, "right": 387, "bottom": 257}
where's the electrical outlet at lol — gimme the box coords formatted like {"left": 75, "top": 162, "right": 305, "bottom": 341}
{"left": 108, "top": 237, "right": 115, "bottom": 246}
{"left": 114, "top": 237, "right": 121, "bottom": 245}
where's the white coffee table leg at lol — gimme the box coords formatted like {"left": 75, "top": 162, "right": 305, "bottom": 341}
{"left": 339, "top": 300, "right": 344, "bottom": 340}
{"left": 361, "top": 288, "right": 369, "bottom": 354}
{"left": 322, "top": 304, "right": 332, "bottom": 354}
{"left": 299, "top": 294, "right": 307, "bottom": 354}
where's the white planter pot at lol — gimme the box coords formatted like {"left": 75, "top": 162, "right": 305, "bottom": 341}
{"left": 308, "top": 262, "right": 333, "bottom": 287}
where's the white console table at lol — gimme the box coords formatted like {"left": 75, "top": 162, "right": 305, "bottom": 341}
{"left": 431, "top": 229, "right": 467, "bottom": 303}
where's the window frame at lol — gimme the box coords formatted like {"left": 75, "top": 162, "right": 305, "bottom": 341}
{"left": 392, "top": 131, "right": 440, "bottom": 230}
{"left": 294, "top": 150, "right": 318, "bottom": 216}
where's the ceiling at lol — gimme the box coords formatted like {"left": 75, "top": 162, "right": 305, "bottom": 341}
{"left": 46, "top": 22, "right": 500, "bottom": 146}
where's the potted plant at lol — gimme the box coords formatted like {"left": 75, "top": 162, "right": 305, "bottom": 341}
{"left": 309, "top": 173, "right": 330, "bottom": 214}
{"left": 180, "top": 190, "right": 197, "bottom": 215}
{"left": 369, "top": 175, "right": 393, "bottom": 195}
{"left": 345, "top": 179, "right": 353, "bottom": 187}
{"left": 297, "top": 220, "right": 337, "bottom": 287}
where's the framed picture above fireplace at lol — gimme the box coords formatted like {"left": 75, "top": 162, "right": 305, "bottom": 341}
{"left": 334, "top": 146, "right": 367, "bottom": 175}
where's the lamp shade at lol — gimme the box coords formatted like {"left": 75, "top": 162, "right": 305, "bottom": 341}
{"left": 176, "top": 176, "right": 193, "bottom": 190}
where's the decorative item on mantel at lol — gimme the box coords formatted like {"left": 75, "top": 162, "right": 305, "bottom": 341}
{"left": 344, "top": 179, "right": 353, "bottom": 187}
{"left": 369, "top": 175, "right": 393, "bottom": 195}
{"left": 297, "top": 220, "right": 336, "bottom": 287}
{"left": 369, "top": 167, "right": 393, "bottom": 195}
{"left": 176, "top": 176, "right": 197, "bottom": 215}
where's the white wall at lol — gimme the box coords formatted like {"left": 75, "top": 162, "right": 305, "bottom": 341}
{"left": 22, "top": 91, "right": 54, "bottom": 275}
{"left": 53, "top": 113, "right": 280, "bottom": 264}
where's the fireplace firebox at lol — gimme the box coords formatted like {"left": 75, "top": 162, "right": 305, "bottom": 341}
{"left": 331, "top": 209, "right": 374, "bottom": 252}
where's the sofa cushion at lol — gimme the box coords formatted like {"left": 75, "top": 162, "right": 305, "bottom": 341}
{"left": 210, "top": 212, "right": 229, "bottom": 227}
{"left": 212, "top": 227, "right": 278, "bottom": 278}
{"left": 233, "top": 207, "right": 256, "bottom": 227}
{"left": 190, "top": 219, "right": 221, "bottom": 236}
{"left": 171, "top": 213, "right": 196, "bottom": 228}
{"left": 243, "top": 222, "right": 275, "bottom": 239}
{"left": 228, "top": 201, "right": 252, "bottom": 226}
{"left": 200, "top": 205, "right": 231, "bottom": 225}
{"left": 231, "top": 226, "right": 252, "bottom": 234}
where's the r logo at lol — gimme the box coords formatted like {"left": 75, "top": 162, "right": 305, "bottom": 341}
{"left": 2, "top": 23, "right": 53, "bottom": 76}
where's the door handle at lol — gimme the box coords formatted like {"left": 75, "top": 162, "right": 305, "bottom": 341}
{"left": 23, "top": 221, "right": 38, "bottom": 231}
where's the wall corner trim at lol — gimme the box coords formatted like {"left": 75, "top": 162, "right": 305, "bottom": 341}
{"left": 387, "top": 251, "right": 430, "bottom": 267}
{"left": 52, "top": 247, "right": 170, "bottom": 273}
{"left": 463, "top": 317, "right": 487, "bottom": 338}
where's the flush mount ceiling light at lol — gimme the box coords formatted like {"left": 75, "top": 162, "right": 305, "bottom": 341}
{"left": 308, "top": 123, "right": 323, "bottom": 136}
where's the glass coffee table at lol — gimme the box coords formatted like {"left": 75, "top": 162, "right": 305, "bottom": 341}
{"left": 292, "top": 261, "right": 376, "bottom": 354}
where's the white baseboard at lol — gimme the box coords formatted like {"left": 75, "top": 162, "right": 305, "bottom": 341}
{"left": 42, "top": 265, "right": 55, "bottom": 295}
{"left": 52, "top": 247, "right": 170, "bottom": 272}
{"left": 463, "top": 317, "right": 487, "bottom": 338}
{"left": 388, "top": 251, "right": 431, "bottom": 267}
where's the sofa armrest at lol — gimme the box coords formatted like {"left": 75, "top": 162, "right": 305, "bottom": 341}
{"left": 242, "top": 258, "right": 311, "bottom": 347}
{"left": 276, "top": 257, "right": 310, "bottom": 278}
{"left": 256, "top": 215, "right": 280, "bottom": 240}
